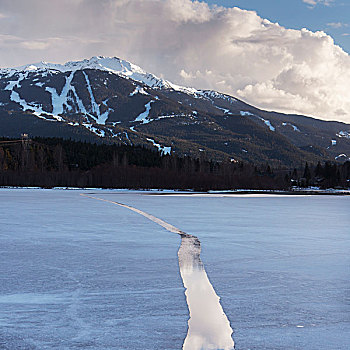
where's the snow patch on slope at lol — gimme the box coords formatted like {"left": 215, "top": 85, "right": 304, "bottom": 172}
{"left": 336, "top": 131, "right": 350, "bottom": 139}
{"left": 129, "top": 85, "right": 149, "bottom": 96}
{"left": 82, "top": 71, "right": 108, "bottom": 124}
{"left": 10, "top": 90, "right": 61, "bottom": 121}
{"left": 258, "top": 117, "right": 275, "bottom": 131}
{"left": 240, "top": 111, "right": 275, "bottom": 131}
{"left": 335, "top": 153, "right": 349, "bottom": 160}
{"left": 282, "top": 122, "right": 300, "bottom": 132}
{"left": 45, "top": 72, "right": 75, "bottom": 116}
{"left": 4, "top": 72, "right": 62, "bottom": 121}
{"left": 147, "top": 138, "right": 171, "bottom": 155}
{"left": 134, "top": 101, "right": 154, "bottom": 124}
{"left": 82, "top": 123, "right": 105, "bottom": 137}
{"left": 240, "top": 111, "right": 255, "bottom": 117}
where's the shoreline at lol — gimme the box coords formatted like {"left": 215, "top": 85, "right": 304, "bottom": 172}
{"left": 1, "top": 186, "right": 349, "bottom": 196}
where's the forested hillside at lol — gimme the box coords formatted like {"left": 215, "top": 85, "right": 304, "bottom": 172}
{"left": 0, "top": 137, "right": 349, "bottom": 190}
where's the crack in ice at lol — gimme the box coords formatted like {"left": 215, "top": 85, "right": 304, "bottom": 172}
{"left": 81, "top": 194, "right": 235, "bottom": 350}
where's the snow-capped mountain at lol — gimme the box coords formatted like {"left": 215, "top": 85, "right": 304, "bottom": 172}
{"left": 0, "top": 56, "right": 240, "bottom": 129}
{"left": 0, "top": 56, "right": 349, "bottom": 165}
{"left": 1, "top": 55, "right": 231, "bottom": 97}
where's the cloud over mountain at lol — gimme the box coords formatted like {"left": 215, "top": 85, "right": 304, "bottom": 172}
{"left": 0, "top": 0, "right": 349, "bottom": 122}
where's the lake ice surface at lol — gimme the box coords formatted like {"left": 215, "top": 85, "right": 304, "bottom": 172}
{"left": 0, "top": 189, "right": 349, "bottom": 349}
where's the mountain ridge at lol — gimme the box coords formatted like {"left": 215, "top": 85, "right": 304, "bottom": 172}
{"left": 0, "top": 56, "right": 349, "bottom": 166}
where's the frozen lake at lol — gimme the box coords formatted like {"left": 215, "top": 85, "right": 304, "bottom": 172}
{"left": 0, "top": 189, "right": 349, "bottom": 350}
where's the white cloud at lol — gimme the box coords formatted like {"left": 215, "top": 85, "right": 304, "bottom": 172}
{"left": 20, "top": 40, "right": 50, "bottom": 50}
{"left": 327, "top": 22, "right": 348, "bottom": 28}
{"left": 0, "top": 0, "right": 349, "bottom": 123}
{"left": 303, "top": 0, "right": 335, "bottom": 7}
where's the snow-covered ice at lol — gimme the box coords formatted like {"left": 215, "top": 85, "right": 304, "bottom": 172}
{"left": 0, "top": 189, "right": 349, "bottom": 350}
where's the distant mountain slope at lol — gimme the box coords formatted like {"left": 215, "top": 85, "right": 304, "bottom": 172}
{"left": 1, "top": 56, "right": 349, "bottom": 165}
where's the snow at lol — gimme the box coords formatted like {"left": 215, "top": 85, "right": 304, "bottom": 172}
{"left": 240, "top": 111, "right": 276, "bottom": 131}
{"left": 147, "top": 138, "right": 171, "bottom": 155}
{"left": 100, "top": 99, "right": 114, "bottom": 124}
{"left": 154, "top": 114, "right": 176, "bottom": 121}
{"left": 336, "top": 131, "right": 350, "bottom": 139}
{"left": 282, "top": 122, "right": 301, "bottom": 132}
{"left": 83, "top": 72, "right": 99, "bottom": 117}
{"left": 215, "top": 105, "right": 230, "bottom": 114}
{"left": 82, "top": 72, "right": 108, "bottom": 125}
{"left": 82, "top": 123, "right": 105, "bottom": 137}
{"left": 5, "top": 77, "right": 23, "bottom": 91}
{"left": 129, "top": 85, "right": 149, "bottom": 96}
{"left": 70, "top": 85, "right": 87, "bottom": 114}
{"left": 8, "top": 88, "right": 62, "bottom": 122}
{"left": 4, "top": 72, "right": 64, "bottom": 121}
{"left": 240, "top": 111, "right": 255, "bottom": 116}
{"left": 134, "top": 100, "right": 154, "bottom": 124}
{"left": 196, "top": 90, "right": 237, "bottom": 103}
{"left": 124, "top": 131, "right": 132, "bottom": 145}
{"left": 45, "top": 71, "right": 75, "bottom": 116}
{"left": 335, "top": 153, "right": 349, "bottom": 160}
{"left": 258, "top": 117, "right": 275, "bottom": 131}
{"left": 3, "top": 64, "right": 112, "bottom": 125}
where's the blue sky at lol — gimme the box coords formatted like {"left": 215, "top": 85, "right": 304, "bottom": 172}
{"left": 204, "top": 0, "right": 350, "bottom": 53}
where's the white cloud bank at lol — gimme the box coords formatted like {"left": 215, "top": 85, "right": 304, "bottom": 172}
{"left": 0, "top": 0, "right": 350, "bottom": 123}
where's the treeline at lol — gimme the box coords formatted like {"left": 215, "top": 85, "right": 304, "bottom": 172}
{"left": 0, "top": 137, "right": 349, "bottom": 190}
{"left": 287, "top": 161, "right": 350, "bottom": 189}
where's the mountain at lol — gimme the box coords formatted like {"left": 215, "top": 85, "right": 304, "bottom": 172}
{"left": 1, "top": 56, "right": 350, "bottom": 166}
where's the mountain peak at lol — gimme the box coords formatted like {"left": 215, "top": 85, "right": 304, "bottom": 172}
{"left": 1, "top": 56, "right": 173, "bottom": 90}
{"left": 1, "top": 56, "right": 210, "bottom": 97}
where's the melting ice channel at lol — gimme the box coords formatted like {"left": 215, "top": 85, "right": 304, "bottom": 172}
{"left": 81, "top": 194, "right": 235, "bottom": 350}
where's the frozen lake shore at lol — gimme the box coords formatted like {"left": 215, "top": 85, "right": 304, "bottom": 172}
{"left": 0, "top": 189, "right": 349, "bottom": 349}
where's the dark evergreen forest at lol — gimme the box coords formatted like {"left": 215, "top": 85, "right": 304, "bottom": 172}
{"left": 0, "top": 137, "right": 349, "bottom": 191}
